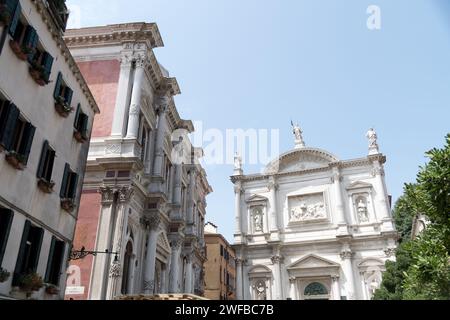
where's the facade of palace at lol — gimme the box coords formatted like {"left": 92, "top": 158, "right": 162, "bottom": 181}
{"left": 0, "top": 0, "right": 99, "bottom": 300}
{"left": 63, "top": 23, "right": 212, "bottom": 300}
{"left": 231, "top": 126, "right": 398, "bottom": 300}
{"left": 204, "top": 223, "right": 236, "bottom": 300}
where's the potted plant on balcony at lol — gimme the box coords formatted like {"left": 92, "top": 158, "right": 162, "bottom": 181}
{"left": 0, "top": 4, "right": 11, "bottom": 26}
{"left": 18, "top": 272, "right": 44, "bottom": 298}
{"left": 0, "top": 267, "right": 10, "bottom": 283}
{"left": 29, "top": 61, "right": 48, "bottom": 86}
{"left": 61, "top": 198, "right": 75, "bottom": 212}
{"left": 73, "top": 129, "right": 88, "bottom": 143}
{"left": 5, "top": 151, "right": 25, "bottom": 170}
{"left": 9, "top": 40, "right": 28, "bottom": 61}
{"left": 45, "top": 284, "right": 60, "bottom": 295}
{"left": 37, "top": 178, "right": 55, "bottom": 194}
{"left": 54, "top": 96, "right": 73, "bottom": 117}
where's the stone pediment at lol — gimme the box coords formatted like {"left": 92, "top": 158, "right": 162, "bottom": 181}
{"left": 287, "top": 254, "right": 339, "bottom": 270}
{"left": 346, "top": 181, "right": 373, "bottom": 190}
{"left": 246, "top": 195, "right": 268, "bottom": 203}
{"left": 265, "top": 148, "right": 339, "bottom": 174}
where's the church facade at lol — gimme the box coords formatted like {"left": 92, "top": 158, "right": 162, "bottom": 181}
{"left": 231, "top": 127, "right": 397, "bottom": 300}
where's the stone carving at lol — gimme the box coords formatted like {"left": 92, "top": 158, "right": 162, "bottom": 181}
{"left": 143, "top": 280, "right": 155, "bottom": 292}
{"left": 109, "top": 261, "right": 121, "bottom": 278}
{"left": 271, "top": 255, "right": 284, "bottom": 265}
{"left": 141, "top": 213, "right": 161, "bottom": 230}
{"left": 357, "top": 197, "right": 369, "bottom": 223}
{"left": 291, "top": 121, "right": 306, "bottom": 148}
{"left": 366, "top": 128, "right": 380, "bottom": 155}
{"left": 253, "top": 280, "right": 267, "bottom": 300}
{"left": 371, "top": 167, "right": 385, "bottom": 177}
{"left": 129, "top": 103, "right": 140, "bottom": 116}
{"left": 99, "top": 186, "right": 115, "bottom": 204}
{"left": 384, "top": 247, "right": 396, "bottom": 258}
{"left": 340, "top": 250, "right": 354, "bottom": 260}
{"left": 252, "top": 207, "right": 264, "bottom": 233}
{"left": 118, "top": 186, "right": 134, "bottom": 203}
{"left": 289, "top": 194, "right": 327, "bottom": 222}
{"left": 234, "top": 153, "right": 243, "bottom": 175}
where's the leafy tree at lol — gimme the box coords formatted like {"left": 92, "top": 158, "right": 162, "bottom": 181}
{"left": 374, "top": 133, "right": 450, "bottom": 300}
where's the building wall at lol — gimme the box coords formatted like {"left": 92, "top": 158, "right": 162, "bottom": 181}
{"left": 0, "top": 0, "right": 98, "bottom": 300}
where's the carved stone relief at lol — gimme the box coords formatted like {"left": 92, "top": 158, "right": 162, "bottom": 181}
{"left": 289, "top": 193, "right": 328, "bottom": 222}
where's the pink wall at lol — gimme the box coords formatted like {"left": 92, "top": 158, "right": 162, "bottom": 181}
{"left": 78, "top": 60, "right": 120, "bottom": 138}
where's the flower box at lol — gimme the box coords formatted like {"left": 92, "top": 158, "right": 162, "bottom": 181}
{"left": 0, "top": 268, "right": 10, "bottom": 283}
{"left": 37, "top": 178, "right": 55, "bottom": 194}
{"left": 9, "top": 40, "right": 34, "bottom": 61}
{"left": 73, "top": 130, "right": 88, "bottom": 143}
{"left": 45, "top": 284, "right": 60, "bottom": 295}
{"left": 0, "top": 4, "right": 11, "bottom": 26}
{"left": 18, "top": 273, "right": 44, "bottom": 298}
{"left": 5, "top": 151, "right": 25, "bottom": 170}
{"left": 29, "top": 63, "right": 49, "bottom": 86}
{"left": 61, "top": 198, "right": 76, "bottom": 212}
{"left": 55, "top": 96, "right": 73, "bottom": 118}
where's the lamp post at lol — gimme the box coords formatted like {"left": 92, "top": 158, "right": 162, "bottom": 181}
{"left": 69, "top": 246, "right": 119, "bottom": 262}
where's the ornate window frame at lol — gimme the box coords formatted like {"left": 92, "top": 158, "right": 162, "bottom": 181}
{"left": 358, "top": 258, "right": 386, "bottom": 300}
{"left": 346, "top": 182, "right": 376, "bottom": 225}
{"left": 245, "top": 195, "right": 269, "bottom": 235}
{"left": 248, "top": 265, "right": 273, "bottom": 300}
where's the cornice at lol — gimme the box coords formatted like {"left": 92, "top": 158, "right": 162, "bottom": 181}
{"left": 31, "top": 0, "right": 99, "bottom": 114}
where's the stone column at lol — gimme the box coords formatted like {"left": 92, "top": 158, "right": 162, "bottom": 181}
{"left": 173, "top": 165, "right": 182, "bottom": 205}
{"left": 169, "top": 237, "right": 183, "bottom": 293}
{"left": 371, "top": 157, "right": 394, "bottom": 232}
{"left": 152, "top": 97, "right": 170, "bottom": 177}
{"left": 340, "top": 246, "right": 356, "bottom": 300}
{"left": 234, "top": 182, "right": 244, "bottom": 244}
{"left": 111, "top": 52, "right": 134, "bottom": 137}
{"left": 331, "top": 164, "right": 348, "bottom": 235}
{"left": 142, "top": 213, "right": 161, "bottom": 294}
{"left": 235, "top": 258, "right": 244, "bottom": 300}
{"left": 289, "top": 277, "right": 297, "bottom": 300}
{"left": 90, "top": 187, "right": 116, "bottom": 300}
{"left": 360, "top": 272, "right": 368, "bottom": 300}
{"left": 268, "top": 177, "right": 280, "bottom": 241}
{"left": 187, "top": 170, "right": 196, "bottom": 224}
{"left": 184, "top": 256, "right": 193, "bottom": 294}
{"left": 106, "top": 186, "right": 134, "bottom": 300}
{"left": 331, "top": 276, "right": 341, "bottom": 300}
{"left": 126, "top": 56, "right": 146, "bottom": 139}
{"left": 271, "top": 255, "right": 284, "bottom": 300}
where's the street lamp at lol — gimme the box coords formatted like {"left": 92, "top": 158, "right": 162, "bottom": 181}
{"left": 69, "top": 246, "right": 119, "bottom": 262}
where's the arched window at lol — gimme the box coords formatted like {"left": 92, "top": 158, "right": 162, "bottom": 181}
{"left": 121, "top": 241, "right": 133, "bottom": 295}
{"left": 304, "top": 282, "right": 328, "bottom": 298}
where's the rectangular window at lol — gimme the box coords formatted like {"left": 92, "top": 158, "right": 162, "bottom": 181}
{"left": 0, "top": 208, "right": 14, "bottom": 266}
{"left": 45, "top": 237, "right": 65, "bottom": 286}
{"left": 54, "top": 72, "right": 73, "bottom": 106}
{"left": 60, "top": 164, "right": 78, "bottom": 200}
{"left": 13, "top": 221, "right": 44, "bottom": 285}
{"left": 37, "top": 141, "right": 55, "bottom": 183}
{"left": 73, "top": 104, "right": 89, "bottom": 141}
{"left": 0, "top": 102, "right": 35, "bottom": 166}
{"left": 29, "top": 47, "right": 54, "bottom": 84}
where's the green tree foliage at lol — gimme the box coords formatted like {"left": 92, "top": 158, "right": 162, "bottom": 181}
{"left": 373, "top": 134, "right": 450, "bottom": 300}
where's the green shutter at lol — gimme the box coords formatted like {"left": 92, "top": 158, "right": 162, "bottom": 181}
{"left": 60, "top": 163, "right": 69, "bottom": 198}
{"left": 47, "top": 149, "right": 55, "bottom": 182}
{"left": 81, "top": 114, "right": 89, "bottom": 137}
{"left": 20, "top": 122, "right": 35, "bottom": 165}
{"left": 44, "top": 236, "right": 56, "bottom": 283}
{"left": 23, "top": 25, "right": 38, "bottom": 61}
{"left": 73, "top": 104, "right": 81, "bottom": 129}
{"left": 64, "top": 87, "right": 73, "bottom": 106}
{"left": 13, "top": 220, "right": 31, "bottom": 285}
{"left": 69, "top": 172, "right": 79, "bottom": 200}
{"left": 7, "top": 0, "right": 20, "bottom": 37}
{"left": 53, "top": 72, "right": 63, "bottom": 100}
{"left": 30, "top": 227, "right": 44, "bottom": 273}
{"left": 4, "top": 0, "right": 19, "bottom": 16}
{"left": 0, "top": 103, "right": 19, "bottom": 150}
{"left": 0, "top": 209, "right": 14, "bottom": 266}
{"left": 41, "top": 52, "right": 53, "bottom": 82}
{"left": 36, "top": 140, "right": 49, "bottom": 179}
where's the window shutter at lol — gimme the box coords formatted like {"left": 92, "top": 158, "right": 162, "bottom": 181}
{"left": 41, "top": 52, "right": 54, "bottom": 82}
{"left": 36, "top": 140, "right": 49, "bottom": 179}
{"left": 73, "top": 104, "right": 81, "bottom": 129}
{"left": 69, "top": 172, "right": 79, "bottom": 200}
{"left": 81, "top": 114, "right": 89, "bottom": 136}
{"left": 44, "top": 236, "right": 56, "bottom": 283}
{"left": 20, "top": 122, "right": 35, "bottom": 165}
{"left": 30, "top": 227, "right": 44, "bottom": 272}
{"left": 7, "top": 0, "right": 20, "bottom": 37}
{"left": 13, "top": 220, "right": 31, "bottom": 285}
{"left": 0, "top": 103, "right": 19, "bottom": 150}
{"left": 47, "top": 149, "right": 55, "bottom": 182}
{"left": 5, "top": 0, "right": 19, "bottom": 15}
{"left": 64, "top": 87, "right": 73, "bottom": 106}
{"left": 23, "top": 26, "right": 38, "bottom": 61}
{"left": 53, "top": 72, "right": 63, "bottom": 100}
{"left": 60, "top": 163, "right": 70, "bottom": 198}
{"left": 0, "top": 209, "right": 14, "bottom": 266}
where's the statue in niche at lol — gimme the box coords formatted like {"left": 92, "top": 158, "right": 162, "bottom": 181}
{"left": 254, "top": 280, "right": 267, "bottom": 300}
{"left": 357, "top": 198, "right": 369, "bottom": 223}
{"left": 253, "top": 207, "right": 264, "bottom": 232}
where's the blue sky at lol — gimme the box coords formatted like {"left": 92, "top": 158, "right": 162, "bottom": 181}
{"left": 67, "top": 0, "right": 450, "bottom": 242}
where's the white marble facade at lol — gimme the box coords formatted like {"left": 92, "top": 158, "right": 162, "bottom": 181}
{"left": 232, "top": 126, "right": 398, "bottom": 300}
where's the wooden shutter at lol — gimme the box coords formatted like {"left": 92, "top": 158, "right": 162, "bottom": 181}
{"left": 53, "top": 72, "right": 63, "bottom": 100}
{"left": 60, "top": 163, "right": 70, "bottom": 198}
{"left": 23, "top": 25, "right": 39, "bottom": 61}
{"left": 80, "top": 114, "right": 89, "bottom": 137}
{"left": 7, "top": 0, "right": 20, "bottom": 37}
{"left": 13, "top": 220, "right": 31, "bottom": 285}
{"left": 36, "top": 140, "right": 49, "bottom": 179}
{"left": 47, "top": 149, "right": 55, "bottom": 182}
{"left": 44, "top": 236, "right": 56, "bottom": 283}
{"left": 73, "top": 104, "right": 81, "bottom": 129}
{"left": 64, "top": 87, "right": 73, "bottom": 106}
{"left": 0, "top": 103, "right": 19, "bottom": 150}
{"left": 20, "top": 122, "right": 35, "bottom": 165}
{"left": 0, "top": 209, "right": 13, "bottom": 266}
{"left": 69, "top": 172, "right": 79, "bottom": 200}
{"left": 5, "top": 0, "right": 19, "bottom": 16}
{"left": 41, "top": 52, "right": 54, "bottom": 82}
{"left": 30, "top": 227, "right": 44, "bottom": 272}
